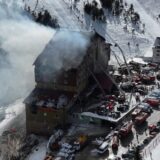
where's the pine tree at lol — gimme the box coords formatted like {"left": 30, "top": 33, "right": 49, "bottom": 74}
{"left": 100, "top": 0, "right": 115, "bottom": 9}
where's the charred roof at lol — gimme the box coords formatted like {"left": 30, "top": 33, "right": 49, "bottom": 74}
{"left": 34, "top": 30, "right": 93, "bottom": 67}
{"left": 34, "top": 30, "right": 110, "bottom": 68}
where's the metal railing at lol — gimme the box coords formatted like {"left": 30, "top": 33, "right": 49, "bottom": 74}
{"left": 142, "top": 132, "right": 160, "bottom": 158}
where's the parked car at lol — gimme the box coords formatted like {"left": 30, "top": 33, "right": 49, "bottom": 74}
{"left": 112, "top": 135, "right": 119, "bottom": 150}
{"left": 143, "top": 136, "right": 152, "bottom": 145}
{"left": 137, "top": 143, "right": 145, "bottom": 150}
{"left": 117, "top": 104, "right": 129, "bottom": 112}
{"left": 132, "top": 75, "right": 141, "bottom": 83}
{"left": 59, "top": 148, "right": 75, "bottom": 154}
{"left": 141, "top": 74, "right": 155, "bottom": 84}
{"left": 135, "top": 85, "right": 147, "bottom": 95}
{"left": 144, "top": 98, "right": 160, "bottom": 107}
{"left": 47, "top": 130, "right": 64, "bottom": 153}
{"left": 127, "top": 149, "right": 136, "bottom": 154}
{"left": 120, "top": 82, "right": 135, "bottom": 92}
{"left": 157, "top": 121, "right": 160, "bottom": 127}
{"left": 117, "top": 94, "right": 126, "bottom": 103}
{"left": 156, "top": 72, "right": 160, "bottom": 80}
{"left": 96, "top": 105, "right": 109, "bottom": 116}
{"left": 56, "top": 152, "right": 75, "bottom": 160}
{"left": 137, "top": 103, "right": 153, "bottom": 114}
{"left": 97, "top": 141, "right": 109, "bottom": 154}
{"left": 148, "top": 90, "right": 160, "bottom": 99}
{"left": 134, "top": 112, "right": 149, "bottom": 125}
{"left": 108, "top": 111, "right": 121, "bottom": 119}
{"left": 148, "top": 124, "right": 160, "bottom": 134}
{"left": 122, "top": 152, "right": 134, "bottom": 159}
{"left": 92, "top": 137, "right": 104, "bottom": 146}
{"left": 148, "top": 63, "right": 158, "bottom": 71}
{"left": 73, "top": 135, "right": 88, "bottom": 151}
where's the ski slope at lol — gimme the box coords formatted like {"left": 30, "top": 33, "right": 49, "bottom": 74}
{"left": 25, "top": 0, "right": 157, "bottom": 64}
{"left": 65, "top": 0, "right": 155, "bottom": 62}
{"left": 126, "top": 0, "right": 160, "bottom": 39}
{"left": 25, "top": 0, "right": 82, "bottom": 30}
{"left": 138, "top": 0, "right": 160, "bottom": 18}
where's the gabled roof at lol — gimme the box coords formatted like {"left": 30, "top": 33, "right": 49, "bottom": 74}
{"left": 34, "top": 30, "right": 93, "bottom": 67}
{"left": 34, "top": 29, "right": 111, "bottom": 69}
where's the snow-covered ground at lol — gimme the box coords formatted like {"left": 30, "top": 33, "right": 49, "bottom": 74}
{"left": 27, "top": 0, "right": 158, "bottom": 62}
{"left": 126, "top": 0, "right": 160, "bottom": 39}
{"left": 0, "top": 99, "right": 24, "bottom": 135}
{"left": 145, "top": 133, "right": 160, "bottom": 160}
{"left": 1, "top": 0, "right": 160, "bottom": 159}
{"left": 25, "top": 141, "right": 47, "bottom": 160}
{"left": 138, "top": 0, "right": 160, "bottom": 18}
{"left": 25, "top": 0, "right": 82, "bottom": 30}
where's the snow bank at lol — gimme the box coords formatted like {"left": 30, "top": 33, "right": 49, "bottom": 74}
{"left": 26, "top": 141, "right": 47, "bottom": 160}
{"left": 0, "top": 99, "right": 24, "bottom": 135}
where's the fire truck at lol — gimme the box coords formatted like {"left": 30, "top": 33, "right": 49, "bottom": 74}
{"left": 134, "top": 112, "right": 149, "bottom": 125}
{"left": 112, "top": 134, "right": 119, "bottom": 150}
{"left": 119, "top": 121, "right": 133, "bottom": 137}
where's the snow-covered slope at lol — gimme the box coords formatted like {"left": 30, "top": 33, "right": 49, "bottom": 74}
{"left": 126, "top": 0, "right": 160, "bottom": 39}
{"left": 24, "top": 0, "right": 157, "bottom": 64}
{"left": 25, "top": 0, "right": 83, "bottom": 30}
{"left": 138, "top": 0, "right": 160, "bottom": 18}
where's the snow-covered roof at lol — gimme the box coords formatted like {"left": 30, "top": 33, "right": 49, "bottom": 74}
{"left": 127, "top": 57, "right": 147, "bottom": 64}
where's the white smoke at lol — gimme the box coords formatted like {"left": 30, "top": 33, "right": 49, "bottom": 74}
{"left": 36, "top": 29, "right": 91, "bottom": 83}
{"left": 0, "top": 0, "right": 55, "bottom": 105}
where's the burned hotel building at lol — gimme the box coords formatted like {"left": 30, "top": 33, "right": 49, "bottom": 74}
{"left": 24, "top": 30, "right": 112, "bottom": 136}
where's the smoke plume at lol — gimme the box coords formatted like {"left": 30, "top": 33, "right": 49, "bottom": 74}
{"left": 37, "top": 30, "right": 91, "bottom": 82}
{"left": 0, "top": 0, "right": 54, "bottom": 105}
{"left": 0, "top": 0, "right": 91, "bottom": 105}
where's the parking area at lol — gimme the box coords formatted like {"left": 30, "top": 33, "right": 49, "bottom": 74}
{"left": 42, "top": 61, "right": 160, "bottom": 160}
{"left": 75, "top": 62, "right": 160, "bottom": 160}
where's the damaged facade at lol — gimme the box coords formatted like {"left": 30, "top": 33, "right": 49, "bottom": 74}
{"left": 24, "top": 30, "right": 111, "bottom": 136}
{"left": 153, "top": 37, "right": 160, "bottom": 63}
